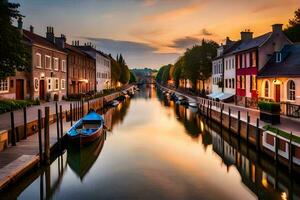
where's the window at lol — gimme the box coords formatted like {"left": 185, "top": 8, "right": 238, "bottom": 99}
{"left": 229, "top": 79, "right": 231, "bottom": 88}
{"left": 53, "top": 57, "right": 59, "bottom": 71}
{"left": 252, "top": 52, "right": 256, "bottom": 67}
{"left": 36, "top": 53, "right": 41, "bottom": 68}
{"left": 47, "top": 78, "right": 52, "bottom": 91}
{"left": 276, "top": 52, "right": 282, "bottom": 63}
{"left": 287, "top": 80, "right": 295, "bottom": 100}
{"left": 241, "top": 76, "right": 245, "bottom": 89}
{"left": 251, "top": 75, "right": 256, "bottom": 91}
{"left": 237, "top": 76, "right": 240, "bottom": 89}
{"left": 264, "top": 80, "right": 269, "bottom": 97}
{"left": 54, "top": 78, "right": 59, "bottom": 90}
{"left": 0, "top": 78, "right": 9, "bottom": 93}
{"left": 237, "top": 55, "right": 240, "bottom": 69}
{"left": 34, "top": 78, "right": 39, "bottom": 92}
{"left": 232, "top": 78, "right": 235, "bottom": 89}
{"left": 61, "top": 79, "right": 65, "bottom": 90}
{"left": 246, "top": 53, "right": 250, "bottom": 68}
{"left": 45, "top": 55, "right": 51, "bottom": 69}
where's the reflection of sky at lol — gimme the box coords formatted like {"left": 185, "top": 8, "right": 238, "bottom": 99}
{"left": 12, "top": 0, "right": 299, "bottom": 68}
{"left": 19, "top": 86, "right": 255, "bottom": 199}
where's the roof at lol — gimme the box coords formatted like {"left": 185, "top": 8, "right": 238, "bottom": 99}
{"left": 22, "top": 29, "right": 66, "bottom": 53}
{"left": 258, "top": 44, "right": 300, "bottom": 77}
{"left": 77, "top": 45, "right": 110, "bottom": 59}
{"left": 65, "top": 43, "right": 95, "bottom": 60}
{"left": 231, "top": 32, "right": 272, "bottom": 54}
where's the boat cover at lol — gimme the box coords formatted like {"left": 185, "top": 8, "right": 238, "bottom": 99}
{"left": 82, "top": 111, "right": 103, "bottom": 122}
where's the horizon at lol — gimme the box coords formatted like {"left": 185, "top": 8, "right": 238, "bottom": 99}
{"left": 12, "top": 0, "right": 299, "bottom": 69}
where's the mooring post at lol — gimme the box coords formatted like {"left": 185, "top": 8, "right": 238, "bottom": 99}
{"left": 44, "top": 106, "right": 50, "bottom": 164}
{"left": 88, "top": 100, "right": 90, "bottom": 111}
{"left": 220, "top": 106, "right": 223, "bottom": 126}
{"left": 237, "top": 111, "right": 241, "bottom": 137}
{"left": 70, "top": 103, "right": 73, "bottom": 126}
{"left": 23, "top": 107, "right": 27, "bottom": 139}
{"left": 246, "top": 114, "right": 250, "bottom": 143}
{"left": 55, "top": 102, "right": 60, "bottom": 143}
{"left": 275, "top": 130, "right": 279, "bottom": 163}
{"left": 16, "top": 127, "right": 20, "bottom": 142}
{"left": 59, "top": 105, "right": 63, "bottom": 150}
{"left": 38, "top": 109, "right": 43, "bottom": 165}
{"left": 10, "top": 110, "right": 16, "bottom": 146}
{"left": 228, "top": 108, "right": 231, "bottom": 130}
{"left": 256, "top": 118, "right": 260, "bottom": 151}
{"left": 82, "top": 99, "right": 84, "bottom": 117}
{"left": 289, "top": 132, "right": 293, "bottom": 174}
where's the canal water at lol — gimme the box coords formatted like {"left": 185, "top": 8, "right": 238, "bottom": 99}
{"left": 1, "top": 85, "right": 299, "bottom": 199}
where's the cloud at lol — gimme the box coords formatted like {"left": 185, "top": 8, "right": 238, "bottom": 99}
{"left": 82, "top": 37, "right": 179, "bottom": 68}
{"left": 168, "top": 36, "right": 201, "bottom": 49}
{"left": 199, "top": 28, "right": 213, "bottom": 36}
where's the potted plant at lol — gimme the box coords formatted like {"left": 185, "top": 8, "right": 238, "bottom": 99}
{"left": 258, "top": 101, "right": 281, "bottom": 124}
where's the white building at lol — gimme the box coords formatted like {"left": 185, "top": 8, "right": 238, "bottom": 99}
{"left": 211, "top": 50, "right": 223, "bottom": 94}
{"left": 223, "top": 54, "right": 236, "bottom": 95}
{"left": 79, "top": 45, "right": 111, "bottom": 93}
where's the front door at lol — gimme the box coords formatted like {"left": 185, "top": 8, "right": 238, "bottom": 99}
{"left": 39, "top": 80, "right": 45, "bottom": 100}
{"left": 16, "top": 79, "right": 24, "bottom": 100}
{"left": 275, "top": 85, "right": 280, "bottom": 102}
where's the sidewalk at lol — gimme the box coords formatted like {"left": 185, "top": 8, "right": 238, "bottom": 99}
{"left": 160, "top": 85, "right": 300, "bottom": 137}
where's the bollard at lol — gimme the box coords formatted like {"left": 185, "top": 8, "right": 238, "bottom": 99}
{"left": 289, "top": 132, "right": 293, "bottom": 174}
{"left": 44, "top": 107, "right": 50, "bottom": 164}
{"left": 38, "top": 109, "right": 43, "bottom": 165}
{"left": 237, "top": 111, "right": 241, "bottom": 137}
{"left": 10, "top": 111, "right": 16, "bottom": 146}
{"left": 59, "top": 105, "right": 63, "bottom": 151}
{"left": 228, "top": 108, "right": 231, "bottom": 130}
{"left": 246, "top": 114, "right": 250, "bottom": 143}
{"left": 23, "top": 107, "right": 27, "bottom": 139}
{"left": 70, "top": 103, "right": 73, "bottom": 126}
{"left": 55, "top": 103, "right": 60, "bottom": 142}
{"left": 256, "top": 118, "right": 260, "bottom": 151}
{"left": 220, "top": 107, "right": 223, "bottom": 126}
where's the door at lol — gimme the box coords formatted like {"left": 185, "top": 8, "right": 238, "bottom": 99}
{"left": 16, "top": 79, "right": 24, "bottom": 100}
{"left": 275, "top": 85, "right": 280, "bottom": 102}
{"left": 39, "top": 80, "right": 45, "bottom": 100}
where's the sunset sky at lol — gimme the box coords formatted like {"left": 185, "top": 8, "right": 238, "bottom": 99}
{"left": 13, "top": 0, "right": 299, "bottom": 68}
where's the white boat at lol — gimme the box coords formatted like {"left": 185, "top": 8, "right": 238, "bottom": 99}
{"left": 188, "top": 101, "right": 198, "bottom": 108}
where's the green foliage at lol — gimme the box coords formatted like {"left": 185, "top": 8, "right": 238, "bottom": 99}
{"left": 284, "top": 8, "right": 300, "bottom": 42}
{"left": 263, "top": 125, "right": 300, "bottom": 144}
{"left": 117, "top": 54, "right": 130, "bottom": 84}
{"left": 110, "top": 56, "right": 121, "bottom": 87}
{"left": 0, "top": 1, "right": 31, "bottom": 78}
{"left": 129, "top": 71, "right": 136, "bottom": 83}
{"left": 0, "top": 99, "right": 40, "bottom": 114}
{"left": 173, "top": 56, "right": 184, "bottom": 88}
{"left": 156, "top": 64, "right": 172, "bottom": 84}
{"left": 155, "top": 65, "right": 165, "bottom": 83}
{"left": 258, "top": 101, "right": 281, "bottom": 113}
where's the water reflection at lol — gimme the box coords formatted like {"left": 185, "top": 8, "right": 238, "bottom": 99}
{"left": 1, "top": 85, "right": 299, "bottom": 200}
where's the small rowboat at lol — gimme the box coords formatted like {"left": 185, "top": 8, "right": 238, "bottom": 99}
{"left": 67, "top": 110, "right": 104, "bottom": 146}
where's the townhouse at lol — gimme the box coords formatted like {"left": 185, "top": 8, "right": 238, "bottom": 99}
{"left": 0, "top": 22, "right": 68, "bottom": 101}
{"left": 258, "top": 44, "right": 300, "bottom": 117}
{"left": 77, "top": 44, "right": 111, "bottom": 93}
{"left": 232, "top": 24, "right": 291, "bottom": 107}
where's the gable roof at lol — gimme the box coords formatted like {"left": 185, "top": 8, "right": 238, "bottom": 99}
{"left": 231, "top": 32, "right": 272, "bottom": 54}
{"left": 22, "top": 29, "right": 66, "bottom": 53}
{"left": 77, "top": 45, "right": 110, "bottom": 59}
{"left": 258, "top": 44, "right": 300, "bottom": 77}
{"left": 65, "top": 43, "right": 95, "bottom": 60}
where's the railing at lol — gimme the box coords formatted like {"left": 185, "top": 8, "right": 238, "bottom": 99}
{"left": 286, "top": 103, "right": 300, "bottom": 118}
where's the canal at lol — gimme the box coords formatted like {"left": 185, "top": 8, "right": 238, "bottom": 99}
{"left": 1, "top": 85, "right": 299, "bottom": 199}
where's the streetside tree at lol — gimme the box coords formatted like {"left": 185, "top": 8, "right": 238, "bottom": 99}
{"left": 117, "top": 54, "right": 130, "bottom": 85}
{"left": 173, "top": 56, "right": 185, "bottom": 88}
{"left": 129, "top": 71, "right": 137, "bottom": 83}
{"left": 284, "top": 8, "right": 300, "bottom": 42}
{"left": 0, "top": 0, "right": 30, "bottom": 78}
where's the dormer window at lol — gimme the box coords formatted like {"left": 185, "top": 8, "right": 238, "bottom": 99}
{"left": 276, "top": 52, "right": 282, "bottom": 63}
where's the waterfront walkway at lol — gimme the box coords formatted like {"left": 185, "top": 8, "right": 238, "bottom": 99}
{"left": 160, "top": 85, "right": 300, "bottom": 136}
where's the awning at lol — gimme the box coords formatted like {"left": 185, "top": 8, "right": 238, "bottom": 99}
{"left": 207, "top": 92, "right": 234, "bottom": 101}
{"left": 218, "top": 93, "right": 234, "bottom": 100}
{"left": 207, "top": 92, "right": 221, "bottom": 98}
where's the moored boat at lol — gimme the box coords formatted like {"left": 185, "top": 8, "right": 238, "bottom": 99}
{"left": 67, "top": 110, "right": 104, "bottom": 146}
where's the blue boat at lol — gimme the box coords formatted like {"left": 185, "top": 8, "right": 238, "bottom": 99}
{"left": 67, "top": 110, "right": 105, "bottom": 146}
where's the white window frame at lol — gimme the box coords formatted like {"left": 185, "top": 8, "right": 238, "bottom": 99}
{"left": 61, "top": 79, "right": 66, "bottom": 90}
{"left": 34, "top": 78, "right": 39, "bottom": 92}
{"left": 36, "top": 53, "right": 42, "bottom": 68}
{"left": 264, "top": 80, "right": 270, "bottom": 98}
{"left": 53, "top": 57, "right": 59, "bottom": 71}
{"left": 61, "top": 60, "right": 66, "bottom": 72}
{"left": 45, "top": 55, "right": 52, "bottom": 70}
{"left": 53, "top": 78, "right": 59, "bottom": 91}
{"left": 276, "top": 52, "right": 282, "bottom": 63}
{"left": 0, "top": 78, "right": 9, "bottom": 93}
{"left": 47, "top": 78, "right": 52, "bottom": 91}
{"left": 287, "top": 80, "right": 296, "bottom": 101}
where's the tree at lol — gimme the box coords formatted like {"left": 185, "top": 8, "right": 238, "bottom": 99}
{"left": 110, "top": 56, "right": 121, "bottom": 87}
{"left": 0, "top": 1, "right": 30, "bottom": 78}
{"left": 129, "top": 71, "right": 136, "bottom": 83}
{"left": 173, "top": 56, "right": 185, "bottom": 88}
{"left": 161, "top": 64, "right": 171, "bottom": 84}
{"left": 117, "top": 54, "right": 130, "bottom": 84}
{"left": 284, "top": 8, "right": 300, "bottom": 42}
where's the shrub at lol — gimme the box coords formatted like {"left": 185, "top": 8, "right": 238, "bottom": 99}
{"left": 258, "top": 101, "right": 280, "bottom": 113}
{"left": 0, "top": 99, "right": 38, "bottom": 114}
{"left": 54, "top": 94, "right": 59, "bottom": 101}
{"left": 45, "top": 93, "right": 52, "bottom": 102}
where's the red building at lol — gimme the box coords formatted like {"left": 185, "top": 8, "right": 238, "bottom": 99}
{"left": 233, "top": 24, "right": 291, "bottom": 107}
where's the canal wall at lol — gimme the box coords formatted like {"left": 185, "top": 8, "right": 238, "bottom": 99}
{"left": 159, "top": 84, "right": 300, "bottom": 173}
{"left": 0, "top": 85, "right": 135, "bottom": 190}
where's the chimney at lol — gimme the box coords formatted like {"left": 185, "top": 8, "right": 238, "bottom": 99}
{"left": 18, "top": 17, "right": 23, "bottom": 34}
{"left": 46, "top": 26, "right": 55, "bottom": 43}
{"left": 272, "top": 24, "right": 283, "bottom": 33}
{"left": 240, "top": 30, "right": 253, "bottom": 41}
{"left": 55, "top": 34, "right": 66, "bottom": 49}
{"left": 29, "top": 25, "right": 34, "bottom": 33}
